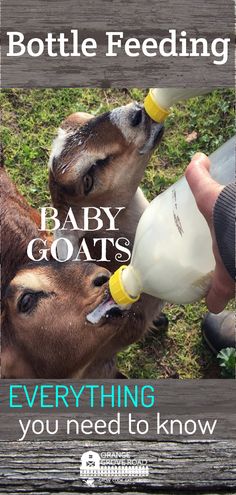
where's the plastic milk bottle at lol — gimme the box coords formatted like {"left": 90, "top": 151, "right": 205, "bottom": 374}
{"left": 143, "top": 88, "right": 213, "bottom": 122}
{"left": 109, "top": 136, "right": 235, "bottom": 305}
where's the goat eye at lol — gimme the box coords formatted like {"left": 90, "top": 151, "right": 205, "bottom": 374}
{"left": 18, "top": 293, "right": 36, "bottom": 314}
{"left": 83, "top": 173, "right": 94, "bottom": 195}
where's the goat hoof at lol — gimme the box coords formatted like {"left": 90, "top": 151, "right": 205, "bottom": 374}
{"left": 152, "top": 313, "right": 169, "bottom": 331}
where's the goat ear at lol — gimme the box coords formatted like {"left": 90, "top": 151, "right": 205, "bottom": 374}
{"left": 62, "top": 112, "right": 93, "bottom": 128}
{"left": 1, "top": 346, "right": 35, "bottom": 379}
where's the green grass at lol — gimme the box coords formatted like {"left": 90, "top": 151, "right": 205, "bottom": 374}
{"left": 1, "top": 88, "right": 235, "bottom": 379}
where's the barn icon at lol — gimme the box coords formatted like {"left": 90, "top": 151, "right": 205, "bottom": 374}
{"left": 80, "top": 451, "right": 101, "bottom": 470}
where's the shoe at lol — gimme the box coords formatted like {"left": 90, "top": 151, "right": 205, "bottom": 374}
{"left": 201, "top": 310, "right": 235, "bottom": 354}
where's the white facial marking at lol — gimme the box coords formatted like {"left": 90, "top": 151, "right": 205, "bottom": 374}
{"left": 110, "top": 104, "right": 145, "bottom": 146}
{"left": 110, "top": 105, "right": 133, "bottom": 142}
{"left": 48, "top": 128, "right": 70, "bottom": 169}
{"left": 12, "top": 271, "right": 51, "bottom": 292}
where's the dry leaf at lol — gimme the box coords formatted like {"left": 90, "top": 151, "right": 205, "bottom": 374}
{"left": 185, "top": 131, "right": 198, "bottom": 143}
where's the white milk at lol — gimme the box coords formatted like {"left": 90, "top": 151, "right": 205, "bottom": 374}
{"left": 110, "top": 137, "right": 235, "bottom": 305}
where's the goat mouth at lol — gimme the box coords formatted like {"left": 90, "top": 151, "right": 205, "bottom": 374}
{"left": 86, "top": 293, "right": 127, "bottom": 325}
{"left": 139, "top": 121, "right": 164, "bottom": 155}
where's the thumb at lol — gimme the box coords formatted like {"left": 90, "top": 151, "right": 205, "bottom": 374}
{"left": 205, "top": 263, "right": 235, "bottom": 313}
{"left": 185, "top": 152, "right": 223, "bottom": 219}
{"left": 206, "top": 285, "right": 231, "bottom": 314}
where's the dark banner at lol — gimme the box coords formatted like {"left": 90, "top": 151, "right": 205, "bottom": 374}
{"left": 0, "top": 380, "right": 235, "bottom": 441}
{"left": 1, "top": 0, "right": 234, "bottom": 87}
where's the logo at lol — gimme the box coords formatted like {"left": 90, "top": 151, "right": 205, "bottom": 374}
{"left": 80, "top": 450, "right": 149, "bottom": 485}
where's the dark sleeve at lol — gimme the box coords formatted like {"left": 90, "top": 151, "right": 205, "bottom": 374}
{"left": 213, "top": 182, "right": 235, "bottom": 280}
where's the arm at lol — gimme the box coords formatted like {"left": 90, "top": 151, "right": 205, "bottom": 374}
{"left": 213, "top": 182, "right": 235, "bottom": 281}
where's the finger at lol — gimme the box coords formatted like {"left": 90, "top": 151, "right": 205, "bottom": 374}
{"left": 205, "top": 266, "right": 234, "bottom": 313}
{"left": 185, "top": 152, "right": 223, "bottom": 218}
{"left": 206, "top": 286, "right": 231, "bottom": 314}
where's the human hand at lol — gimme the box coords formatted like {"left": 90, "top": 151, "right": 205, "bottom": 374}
{"left": 185, "top": 152, "right": 234, "bottom": 313}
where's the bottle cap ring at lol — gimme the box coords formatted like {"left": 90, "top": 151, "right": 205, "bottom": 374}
{"left": 144, "top": 90, "right": 170, "bottom": 123}
{"left": 109, "top": 265, "right": 140, "bottom": 306}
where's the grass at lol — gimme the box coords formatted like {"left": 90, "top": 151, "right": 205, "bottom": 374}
{"left": 1, "top": 88, "right": 235, "bottom": 379}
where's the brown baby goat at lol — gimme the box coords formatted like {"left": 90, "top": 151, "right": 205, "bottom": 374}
{"left": 1, "top": 163, "right": 157, "bottom": 378}
{"left": 48, "top": 103, "right": 164, "bottom": 268}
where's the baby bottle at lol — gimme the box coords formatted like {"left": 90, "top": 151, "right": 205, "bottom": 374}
{"left": 144, "top": 88, "right": 213, "bottom": 122}
{"left": 109, "top": 136, "right": 235, "bottom": 306}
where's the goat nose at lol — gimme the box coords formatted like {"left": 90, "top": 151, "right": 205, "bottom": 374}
{"left": 93, "top": 272, "right": 110, "bottom": 287}
{"left": 130, "top": 104, "right": 143, "bottom": 127}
